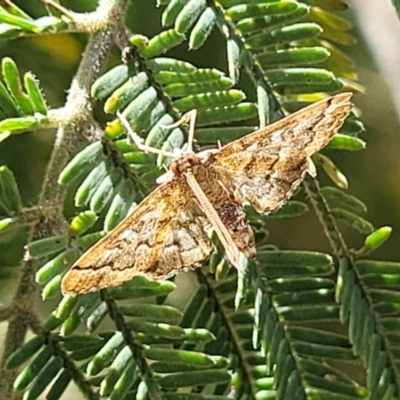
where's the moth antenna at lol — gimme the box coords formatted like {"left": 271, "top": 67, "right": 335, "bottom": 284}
{"left": 41, "top": 0, "right": 75, "bottom": 19}
{"left": 159, "top": 111, "right": 193, "bottom": 129}
{"left": 117, "top": 111, "right": 175, "bottom": 158}
{"left": 186, "top": 109, "right": 197, "bottom": 153}
{"left": 159, "top": 110, "right": 198, "bottom": 153}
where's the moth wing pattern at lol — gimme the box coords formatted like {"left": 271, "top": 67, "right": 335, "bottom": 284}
{"left": 61, "top": 92, "right": 353, "bottom": 295}
{"left": 210, "top": 93, "right": 353, "bottom": 213}
{"left": 62, "top": 176, "right": 214, "bottom": 295}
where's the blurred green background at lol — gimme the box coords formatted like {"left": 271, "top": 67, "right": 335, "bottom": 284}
{"left": 0, "top": 0, "right": 399, "bottom": 303}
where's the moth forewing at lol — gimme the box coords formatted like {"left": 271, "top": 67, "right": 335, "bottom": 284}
{"left": 210, "top": 92, "right": 353, "bottom": 215}
{"left": 215, "top": 92, "right": 353, "bottom": 161}
{"left": 61, "top": 178, "right": 215, "bottom": 295}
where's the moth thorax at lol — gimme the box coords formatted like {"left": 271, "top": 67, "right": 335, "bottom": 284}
{"left": 170, "top": 152, "right": 200, "bottom": 175}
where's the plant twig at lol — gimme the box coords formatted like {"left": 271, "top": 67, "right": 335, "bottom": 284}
{"left": 303, "top": 176, "right": 349, "bottom": 258}
{"left": 49, "top": 335, "right": 100, "bottom": 400}
{"left": 101, "top": 290, "right": 164, "bottom": 400}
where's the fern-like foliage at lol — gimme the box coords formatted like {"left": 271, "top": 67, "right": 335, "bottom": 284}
{"left": 0, "top": 1, "right": 398, "bottom": 399}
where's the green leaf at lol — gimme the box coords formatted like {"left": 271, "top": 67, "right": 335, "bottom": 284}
{"left": 77, "top": 231, "right": 106, "bottom": 252}
{"left": 13, "top": 345, "right": 53, "bottom": 391}
{"left": 320, "top": 186, "right": 367, "bottom": 213}
{"left": 100, "top": 346, "right": 132, "bottom": 396}
{"left": 86, "top": 301, "right": 109, "bottom": 333}
{"left": 24, "top": 72, "right": 48, "bottom": 115}
{"left": 2, "top": 57, "right": 34, "bottom": 115}
{"left": 236, "top": 3, "right": 309, "bottom": 33}
{"left": 104, "top": 178, "right": 136, "bottom": 231}
{"left": 89, "top": 168, "right": 125, "bottom": 214}
{"left": 91, "top": 64, "right": 129, "bottom": 99}
{"left": 162, "top": 0, "right": 186, "bottom": 27}
{"left": 45, "top": 369, "right": 71, "bottom": 400}
{"left": 35, "top": 248, "right": 79, "bottom": 285}
{"left": 197, "top": 102, "right": 258, "bottom": 126}
{"left": 359, "top": 226, "right": 393, "bottom": 255}
{"left": 327, "top": 133, "right": 366, "bottom": 151}
{"left": 189, "top": 7, "right": 217, "bottom": 50}
{"left": 144, "top": 348, "right": 227, "bottom": 368}
{"left": 109, "top": 360, "right": 136, "bottom": 400}
{"left": 173, "top": 89, "right": 245, "bottom": 111}
{"left": 74, "top": 159, "right": 113, "bottom": 207}
{"left": 258, "top": 47, "right": 330, "bottom": 67}
{"left": 247, "top": 23, "right": 322, "bottom": 48}
{"left": 157, "top": 369, "right": 231, "bottom": 388}
{"left": 0, "top": 11, "right": 39, "bottom": 30}
{"left": 137, "top": 29, "right": 184, "bottom": 58}
{"left": 125, "top": 320, "right": 186, "bottom": 340}
{"left": 0, "top": 116, "right": 39, "bottom": 132}
{"left": 196, "top": 125, "right": 254, "bottom": 145}
{"left": 257, "top": 250, "right": 334, "bottom": 278}
{"left": 105, "top": 87, "right": 158, "bottom": 138}
{"left": 268, "top": 201, "right": 308, "bottom": 218}
{"left": 331, "top": 207, "right": 374, "bottom": 234}
{"left": 0, "top": 79, "right": 21, "bottom": 117}
{"left": 118, "top": 303, "right": 182, "bottom": 323}
{"left": 226, "top": 1, "right": 299, "bottom": 22}
{"left": 392, "top": 0, "right": 400, "bottom": 20}
{"left": 0, "top": 165, "right": 22, "bottom": 215}
{"left": 61, "top": 293, "right": 101, "bottom": 336}
{"left": 68, "top": 210, "right": 97, "bottom": 235}
{"left": 175, "top": 0, "right": 207, "bottom": 34}
{"left": 58, "top": 141, "right": 105, "bottom": 185}
{"left": 313, "top": 153, "right": 348, "bottom": 189}
{"left": 41, "top": 274, "right": 63, "bottom": 300}
{"left": 55, "top": 295, "right": 79, "bottom": 321}
{"left": 22, "top": 357, "right": 63, "bottom": 400}
{"left": 6, "top": 336, "right": 44, "bottom": 370}
{"left": 26, "top": 236, "right": 68, "bottom": 259}
{"left": 104, "top": 71, "right": 149, "bottom": 114}
{"left": 87, "top": 332, "right": 124, "bottom": 376}
{"left": 156, "top": 68, "right": 225, "bottom": 85}
{"left": 146, "top": 57, "right": 196, "bottom": 73}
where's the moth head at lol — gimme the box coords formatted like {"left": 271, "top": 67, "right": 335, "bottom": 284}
{"left": 170, "top": 152, "right": 200, "bottom": 175}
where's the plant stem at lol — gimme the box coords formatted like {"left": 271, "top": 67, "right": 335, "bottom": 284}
{"left": 303, "top": 176, "right": 348, "bottom": 258}
{"left": 0, "top": 1, "right": 129, "bottom": 398}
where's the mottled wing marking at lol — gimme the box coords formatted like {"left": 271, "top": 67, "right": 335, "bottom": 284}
{"left": 193, "top": 166, "right": 256, "bottom": 259}
{"left": 215, "top": 198, "right": 256, "bottom": 258}
{"left": 61, "top": 177, "right": 213, "bottom": 295}
{"left": 210, "top": 93, "right": 352, "bottom": 213}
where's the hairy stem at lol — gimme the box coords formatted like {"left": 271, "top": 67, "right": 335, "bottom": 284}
{"left": 0, "top": 1, "right": 129, "bottom": 398}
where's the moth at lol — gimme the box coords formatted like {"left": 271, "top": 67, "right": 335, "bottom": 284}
{"left": 61, "top": 92, "right": 353, "bottom": 295}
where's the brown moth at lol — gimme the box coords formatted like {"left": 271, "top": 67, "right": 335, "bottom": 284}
{"left": 61, "top": 92, "right": 353, "bottom": 295}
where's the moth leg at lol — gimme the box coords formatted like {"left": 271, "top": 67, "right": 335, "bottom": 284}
{"left": 117, "top": 111, "right": 175, "bottom": 158}
{"left": 307, "top": 157, "right": 317, "bottom": 177}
